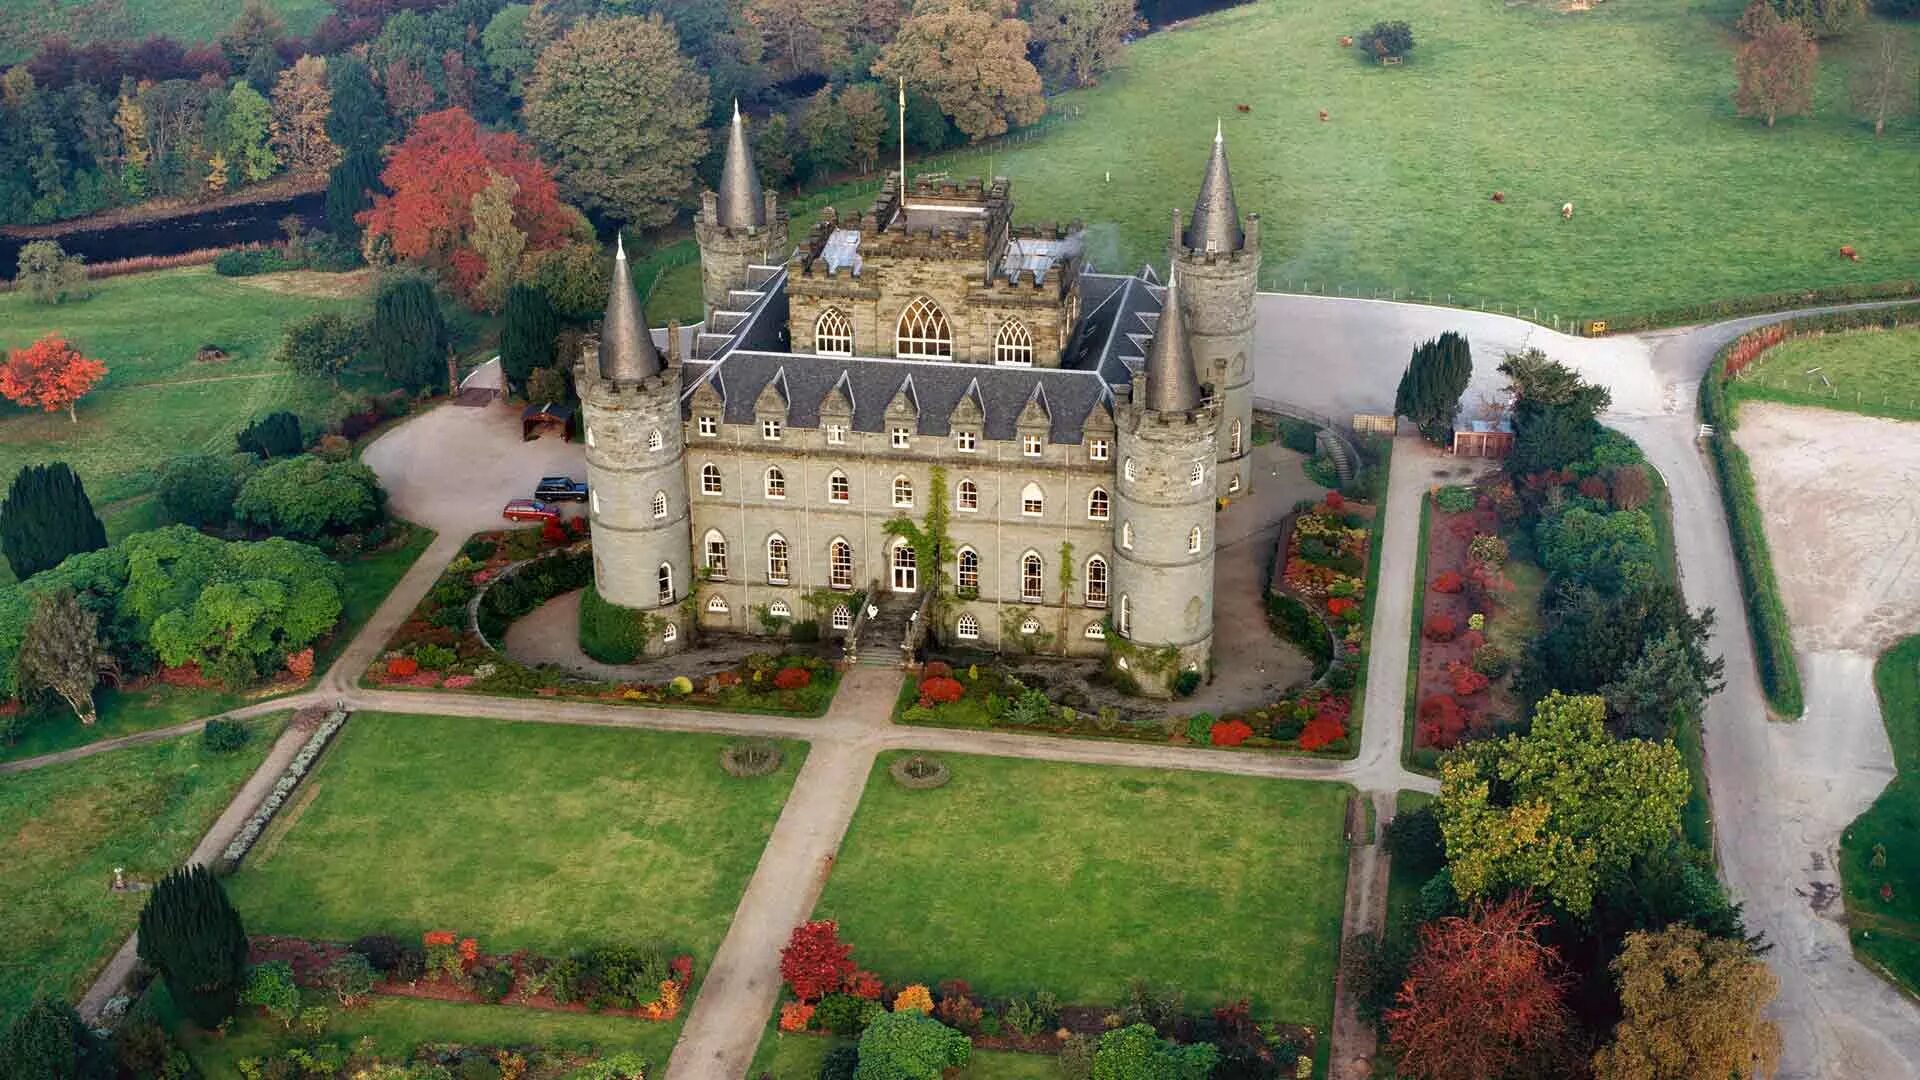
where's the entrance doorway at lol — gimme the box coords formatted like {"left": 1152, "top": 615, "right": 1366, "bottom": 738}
{"left": 891, "top": 542, "right": 917, "bottom": 593}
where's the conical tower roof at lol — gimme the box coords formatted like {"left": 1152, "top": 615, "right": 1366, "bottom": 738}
{"left": 717, "top": 100, "right": 766, "bottom": 230}
{"left": 599, "top": 234, "right": 662, "bottom": 381}
{"left": 1182, "top": 121, "right": 1244, "bottom": 254}
{"left": 1144, "top": 273, "right": 1203, "bottom": 413}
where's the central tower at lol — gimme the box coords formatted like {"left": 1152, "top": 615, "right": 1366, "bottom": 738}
{"left": 1170, "top": 123, "right": 1259, "bottom": 499}
{"left": 693, "top": 103, "right": 790, "bottom": 321}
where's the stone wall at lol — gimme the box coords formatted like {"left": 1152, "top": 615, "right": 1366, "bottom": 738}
{"left": 786, "top": 253, "right": 1078, "bottom": 366}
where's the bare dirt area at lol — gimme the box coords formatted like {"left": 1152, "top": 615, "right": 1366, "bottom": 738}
{"left": 230, "top": 268, "right": 374, "bottom": 299}
{"left": 361, "top": 398, "right": 586, "bottom": 538}
{"left": 1734, "top": 403, "right": 1920, "bottom": 655}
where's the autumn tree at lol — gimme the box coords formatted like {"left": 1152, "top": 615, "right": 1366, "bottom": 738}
{"left": 744, "top": 0, "right": 860, "bottom": 80}
{"left": 1593, "top": 926, "right": 1782, "bottom": 1080}
{"left": 1438, "top": 692, "right": 1689, "bottom": 915}
{"left": 18, "top": 588, "right": 114, "bottom": 725}
{"left": 0, "top": 463, "right": 108, "bottom": 580}
{"left": 270, "top": 55, "right": 338, "bottom": 173}
{"left": 468, "top": 170, "right": 526, "bottom": 312}
{"left": 1394, "top": 330, "right": 1473, "bottom": 445}
{"left": 225, "top": 82, "right": 279, "bottom": 181}
{"left": 0, "top": 333, "right": 108, "bottom": 422}
{"left": 781, "top": 920, "right": 856, "bottom": 1002}
{"left": 840, "top": 83, "right": 889, "bottom": 174}
{"left": 1735, "top": 19, "right": 1818, "bottom": 128}
{"left": 874, "top": 0, "right": 1047, "bottom": 141}
{"left": 522, "top": 242, "right": 611, "bottom": 320}
{"left": 114, "top": 91, "right": 152, "bottom": 196}
{"left": 14, "top": 241, "right": 90, "bottom": 305}
{"left": 1849, "top": 25, "right": 1916, "bottom": 137}
{"left": 1386, "top": 893, "right": 1572, "bottom": 1080}
{"left": 525, "top": 16, "right": 709, "bottom": 228}
{"left": 1029, "top": 0, "right": 1143, "bottom": 89}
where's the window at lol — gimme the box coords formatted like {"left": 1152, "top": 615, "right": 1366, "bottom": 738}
{"left": 891, "top": 427, "right": 911, "bottom": 449}
{"left": 1188, "top": 525, "right": 1203, "bottom": 553}
{"left": 762, "top": 418, "right": 783, "bottom": 441}
{"left": 706, "top": 595, "right": 729, "bottom": 613}
{"left": 1085, "top": 556, "right": 1108, "bottom": 607}
{"left": 1090, "top": 438, "right": 1109, "bottom": 461}
{"left": 1021, "top": 552, "right": 1044, "bottom": 602}
{"left": 1118, "top": 594, "right": 1131, "bottom": 637}
{"left": 765, "top": 467, "right": 786, "bottom": 500}
{"left": 831, "top": 605, "right": 852, "bottom": 630}
{"left": 698, "top": 415, "right": 717, "bottom": 437}
{"left": 896, "top": 296, "right": 952, "bottom": 358}
{"left": 955, "top": 430, "right": 977, "bottom": 452}
{"left": 768, "top": 599, "right": 791, "bottom": 618}
{"left": 1084, "top": 622, "right": 1106, "bottom": 639}
{"left": 994, "top": 318, "right": 1033, "bottom": 365}
{"left": 648, "top": 429, "right": 663, "bottom": 452}
{"left": 827, "top": 424, "right": 846, "bottom": 445}
{"left": 703, "top": 530, "right": 728, "bottom": 579}
{"left": 587, "top": 427, "right": 595, "bottom": 448}
{"left": 701, "top": 463, "right": 723, "bottom": 494}
{"left": 662, "top": 623, "right": 677, "bottom": 643}
{"left": 1087, "top": 487, "right": 1110, "bottom": 521}
{"left": 893, "top": 476, "right": 913, "bottom": 507}
{"left": 815, "top": 307, "right": 853, "bottom": 356}
{"left": 957, "top": 613, "right": 980, "bottom": 640}
{"left": 1022, "top": 434, "right": 1043, "bottom": 457}
{"left": 957, "top": 548, "right": 979, "bottom": 591}
{"left": 1124, "top": 458, "right": 1137, "bottom": 482}
{"left": 652, "top": 490, "right": 668, "bottom": 519}
{"left": 1020, "top": 617, "right": 1041, "bottom": 634}
{"left": 592, "top": 490, "right": 601, "bottom": 515}
{"left": 657, "top": 563, "right": 675, "bottom": 605}
{"left": 1230, "top": 419, "right": 1243, "bottom": 456}
{"left": 828, "top": 471, "right": 850, "bottom": 503}
{"left": 1190, "top": 461, "right": 1204, "bottom": 486}
{"left": 767, "top": 535, "right": 790, "bottom": 585}
{"left": 1021, "top": 482, "right": 1045, "bottom": 516}
{"left": 830, "top": 539, "right": 853, "bottom": 588}
{"left": 1122, "top": 521, "right": 1134, "bottom": 549}
{"left": 957, "top": 479, "right": 978, "bottom": 511}
{"left": 1228, "top": 474, "right": 1242, "bottom": 494}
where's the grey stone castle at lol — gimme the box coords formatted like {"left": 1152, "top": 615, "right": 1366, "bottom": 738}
{"left": 576, "top": 111, "right": 1261, "bottom": 695}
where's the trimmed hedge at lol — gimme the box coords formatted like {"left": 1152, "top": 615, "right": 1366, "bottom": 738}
{"left": 476, "top": 550, "right": 593, "bottom": 641}
{"left": 579, "top": 583, "right": 653, "bottom": 664}
{"left": 1265, "top": 591, "right": 1334, "bottom": 677}
{"left": 1697, "top": 303, "right": 1920, "bottom": 718}
{"left": 213, "top": 247, "right": 302, "bottom": 277}
{"left": 1594, "top": 279, "right": 1918, "bottom": 335}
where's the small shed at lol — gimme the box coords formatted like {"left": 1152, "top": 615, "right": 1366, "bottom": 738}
{"left": 1452, "top": 415, "right": 1514, "bottom": 458}
{"left": 521, "top": 401, "right": 577, "bottom": 441}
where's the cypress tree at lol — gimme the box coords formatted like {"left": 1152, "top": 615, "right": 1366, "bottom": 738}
{"left": 235, "top": 411, "right": 304, "bottom": 458}
{"left": 1394, "top": 330, "right": 1473, "bottom": 445}
{"left": 0, "top": 997, "right": 109, "bottom": 1080}
{"left": 324, "top": 148, "right": 381, "bottom": 243}
{"left": 325, "top": 55, "right": 393, "bottom": 156}
{"left": 136, "top": 865, "right": 249, "bottom": 1029}
{"left": 369, "top": 275, "right": 448, "bottom": 393}
{"left": 0, "top": 463, "right": 108, "bottom": 580}
{"left": 500, "top": 284, "right": 559, "bottom": 396}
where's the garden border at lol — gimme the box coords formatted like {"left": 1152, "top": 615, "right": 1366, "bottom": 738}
{"left": 219, "top": 705, "right": 350, "bottom": 870}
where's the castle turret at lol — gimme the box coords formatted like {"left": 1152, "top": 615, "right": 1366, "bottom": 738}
{"left": 695, "top": 102, "right": 790, "bottom": 321}
{"left": 1111, "top": 272, "right": 1219, "bottom": 697}
{"left": 1171, "top": 122, "right": 1259, "bottom": 499}
{"left": 577, "top": 236, "right": 691, "bottom": 654}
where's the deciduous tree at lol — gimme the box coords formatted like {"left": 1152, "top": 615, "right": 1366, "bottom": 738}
{"left": 854, "top": 1010, "right": 971, "bottom": 1079}
{"left": 218, "top": 0, "right": 285, "bottom": 87}
{"left": 138, "top": 864, "right": 250, "bottom": 1028}
{"left": 780, "top": 920, "right": 856, "bottom": 1002}
{"left": 158, "top": 452, "right": 250, "bottom": 527}
{"left": 224, "top": 82, "right": 278, "bottom": 182}
{"left": 1849, "top": 24, "right": 1916, "bottom": 137}
{"left": 14, "top": 240, "right": 90, "bottom": 304}
{"left": 0, "top": 463, "right": 107, "bottom": 581}
{"left": 18, "top": 588, "right": 114, "bottom": 724}
{"left": 840, "top": 83, "right": 889, "bottom": 174}
{"left": 1029, "top": 0, "right": 1143, "bottom": 89}
{"left": 874, "top": 0, "right": 1046, "bottom": 141}
{"left": 468, "top": 170, "right": 526, "bottom": 312}
{"left": 234, "top": 455, "right": 385, "bottom": 540}
{"left": 1735, "top": 19, "right": 1818, "bottom": 128}
{"left": 525, "top": 16, "right": 709, "bottom": 228}
{"left": 0, "top": 333, "right": 106, "bottom": 421}
{"left": 276, "top": 311, "right": 364, "bottom": 383}
{"left": 743, "top": 0, "right": 860, "bottom": 80}
{"left": 270, "top": 55, "right": 339, "bottom": 173}
{"left": 1593, "top": 926, "right": 1781, "bottom": 1080}
{"left": 1394, "top": 330, "right": 1472, "bottom": 445}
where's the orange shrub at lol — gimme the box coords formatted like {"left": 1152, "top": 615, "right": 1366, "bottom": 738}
{"left": 893, "top": 984, "right": 933, "bottom": 1014}
{"left": 1210, "top": 718, "right": 1255, "bottom": 747}
{"left": 387, "top": 656, "right": 420, "bottom": 677}
{"left": 285, "top": 648, "right": 315, "bottom": 680}
{"left": 779, "top": 1001, "right": 815, "bottom": 1032}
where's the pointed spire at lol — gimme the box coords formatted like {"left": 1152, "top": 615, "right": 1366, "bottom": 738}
{"left": 1144, "top": 273, "right": 1203, "bottom": 413}
{"left": 1182, "top": 124, "right": 1244, "bottom": 254}
{"left": 599, "top": 233, "right": 663, "bottom": 381}
{"left": 717, "top": 100, "right": 766, "bottom": 229}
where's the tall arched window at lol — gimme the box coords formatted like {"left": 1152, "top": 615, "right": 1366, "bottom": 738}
{"left": 1230, "top": 419, "right": 1243, "bottom": 456}
{"left": 1087, "top": 487, "right": 1110, "bottom": 521}
{"left": 1085, "top": 556, "right": 1108, "bottom": 607}
{"left": 1021, "top": 552, "right": 1044, "bottom": 602}
{"left": 652, "top": 490, "right": 668, "bottom": 519}
{"left": 830, "top": 538, "right": 853, "bottom": 588}
{"left": 957, "top": 479, "right": 979, "bottom": 511}
{"left": 1122, "top": 521, "right": 1134, "bottom": 549}
{"left": 703, "top": 530, "right": 728, "bottom": 579}
{"left": 993, "top": 318, "right": 1033, "bottom": 365}
{"left": 1118, "top": 594, "right": 1131, "bottom": 637}
{"left": 828, "top": 471, "right": 850, "bottom": 503}
{"left": 1188, "top": 525, "right": 1203, "bottom": 553}
{"left": 701, "top": 463, "right": 723, "bottom": 495}
{"left": 895, "top": 296, "right": 952, "bottom": 358}
{"left": 767, "top": 535, "right": 790, "bottom": 585}
{"left": 657, "top": 563, "right": 675, "bottom": 605}
{"left": 815, "top": 307, "right": 854, "bottom": 356}
{"left": 1020, "top": 482, "right": 1045, "bottom": 516}
{"left": 765, "top": 466, "right": 786, "bottom": 499}
{"left": 957, "top": 547, "right": 979, "bottom": 592}
{"left": 893, "top": 475, "right": 914, "bottom": 507}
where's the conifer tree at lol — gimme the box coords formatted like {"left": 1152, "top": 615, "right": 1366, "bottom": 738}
{"left": 325, "top": 56, "right": 393, "bottom": 156}
{"left": 500, "top": 284, "right": 559, "bottom": 396}
{"left": 1394, "top": 331, "right": 1473, "bottom": 445}
{"left": 369, "top": 275, "right": 448, "bottom": 392}
{"left": 325, "top": 148, "right": 381, "bottom": 243}
{"left": 137, "top": 865, "right": 250, "bottom": 1029}
{"left": 0, "top": 463, "right": 107, "bottom": 580}
{"left": 0, "top": 996, "right": 109, "bottom": 1079}
{"left": 235, "top": 411, "right": 305, "bottom": 458}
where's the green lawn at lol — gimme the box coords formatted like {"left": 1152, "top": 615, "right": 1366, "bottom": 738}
{"left": 1729, "top": 326, "right": 1920, "bottom": 422}
{"left": 0, "top": 0, "right": 334, "bottom": 62}
{"left": 751, "top": 1027, "right": 1064, "bottom": 1079}
{"left": 1841, "top": 635, "right": 1920, "bottom": 998}
{"left": 226, "top": 713, "right": 805, "bottom": 965}
{"left": 0, "top": 714, "right": 283, "bottom": 1021}
{"left": 815, "top": 752, "right": 1351, "bottom": 1026}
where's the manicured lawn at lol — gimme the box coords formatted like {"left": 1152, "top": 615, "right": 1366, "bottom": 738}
{"left": 815, "top": 752, "right": 1351, "bottom": 1025}
{"left": 227, "top": 713, "right": 805, "bottom": 964}
{"left": 1729, "top": 326, "right": 1920, "bottom": 422}
{"left": 0, "top": 0, "right": 333, "bottom": 62}
{"left": 0, "top": 714, "right": 283, "bottom": 1021}
{"left": 752, "top": 1027, "right": 1063, "bottom": 1079}
{"left": 1840, "top": 634, "right": 1920, "bottom": 998}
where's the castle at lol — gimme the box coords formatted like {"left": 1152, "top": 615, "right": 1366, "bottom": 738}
{"left": 575, "top": 109, "right": 1260, "bottom": 696}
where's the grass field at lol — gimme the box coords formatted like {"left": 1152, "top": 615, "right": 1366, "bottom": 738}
{"left": 751, "top": 1027, "right": 1064, "bottom": 1079}
{"left": 0, "top": 0, "right": 334, "bottom": 62}
{"left": 1840, "top": 635, "right": 1920, "bottom": 998}
{"left": 227, "top": 714, "right": 804, "bottom": 965}
{"left": 1729, "top": 326, "right": 1920, "bottom": 422}
{"left": 0, "top": 713, "right": 283, "bottom": 1020}
{"left": 815, "top": 751, "right": 1351, "bottom": 1026}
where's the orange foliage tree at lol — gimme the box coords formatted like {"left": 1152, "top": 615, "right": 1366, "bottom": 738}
{"left": 1386, "top": 893, "right": 1572, "bottom": 1080}
{"left": 359, "top": 108, "right": 582, "bottom": 307}
{"left": 0, "top": 334, "right": 108, "bottom": 422}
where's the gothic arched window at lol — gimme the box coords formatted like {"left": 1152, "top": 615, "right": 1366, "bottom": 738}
{"left": 1021, "top": 552, "right": 1044, "bottom": 602}
{"left": 895, "top": 296, "right": 952, "bottom": 359}
{"left": 767, "top": 535, "right": 790, "bottom": 585}
{"left": 1085, "top": 556, "right": 1108, "bottom": 607}
{"left": 830, "top": 538, "right": 854, "bottom": 589}
{"left": 815, "top": 307, "right": 853, "bottom": 356}
{"left": 994, "top": 318, "right": 1033, "bottom": 365}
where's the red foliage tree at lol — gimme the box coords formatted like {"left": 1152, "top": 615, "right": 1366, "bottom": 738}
{"left": 0, "top": 334, "right": 108, "bottom": 422}
{"left": 359, "top": 108, "right": 580, "bottom": 306}
{"left": 1416, "top": 695, "right": 1466, "bottom": 749}
{"left": 1386, "top": 893, "right": 1571, "bottom": 1080}
{"left": 846, "top": 969, "right": 885, "bottom": 999}
{"left": 918, "top": 676, "right": 964, "bottom": 704}
{"left": 1431, "top": 570, "right": 1463, "bottom": 594}
{"left": 773, "top": 666, "right": 813, "bottom": 690}
{"left": 779, "top": 920, "right": 856, "bottom": 1003}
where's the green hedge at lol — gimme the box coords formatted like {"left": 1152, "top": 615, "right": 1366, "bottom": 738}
{"left": 213, "top": 247, "right": 301, "bottom": 277}
{"left": 476, "top": 550, "right": 593, "bottom": 641}
{"left": 1265, "top": 592, "right": 1333, "bottom": 677}
{"left": 579, "top": 584, "right": 652, "bottom": 664}
{"left": 1595, "top": 279, "right": 1918, "bottom": 335}
{"left": 1696, "top": 304, "right": 1920, "bottom": 718}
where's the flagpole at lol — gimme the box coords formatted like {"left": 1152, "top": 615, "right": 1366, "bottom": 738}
{"left": 897, "top": 76, "right": 907, "bottom": 194}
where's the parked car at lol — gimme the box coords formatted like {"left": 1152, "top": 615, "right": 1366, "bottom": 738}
{"left": 502, "top": 499, "right": 562, "bottom": 524}
{"left": 535, "top": 476, "right": 589, "bottom": 502}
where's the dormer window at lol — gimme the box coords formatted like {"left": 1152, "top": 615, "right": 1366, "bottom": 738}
{"left": 891, "top": 427, "right": 911, "bottom": 449}
{"left": 955, "top": 431, "right": 977, "bottom": 452}
{"left": 762, "top": 419, "right": 783, "bottom": 441}
{"left": 1089, "top": 438, "right": 1109, "bottom": 461}
{"left": 698, "top": 416, "right": 718, "bottom": 437}
{"left": 1022, "top": 435, "right": 1043, "bottom": 457}
{"left": 827, "top": 424, "right": 846, "bottom": 445}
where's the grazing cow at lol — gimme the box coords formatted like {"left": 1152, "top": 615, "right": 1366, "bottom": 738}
{"left": 1236, "top": 103, "right": 1252, "bottom": 113}
{"left": 1561, "top": 202, "right": 1574, "bottom": 220}
{"left": 1318, "top": 109, "right": 1329, "bottom": 122}
{"left": 1840, "top": 245, "right": 1860, "bottom": 262}
{"left": 1340, "top": 35, "right": 1354, "bottom": 46}
{"left": 1491, "top": 191, "right": 1505, "bottom": 203}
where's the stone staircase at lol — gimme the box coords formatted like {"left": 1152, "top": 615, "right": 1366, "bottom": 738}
{"left": 851, "top": 592, "right": 916, "bottom": 668}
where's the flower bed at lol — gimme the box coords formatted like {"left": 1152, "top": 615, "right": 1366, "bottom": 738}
{"left": 219, "top": 706, "right": 350, "bottom": 868}
{"left": 1409, "top": 486, "right": 1522, "bottom": 753}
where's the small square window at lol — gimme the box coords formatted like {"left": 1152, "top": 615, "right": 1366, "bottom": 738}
{"left": 827, "top": 425, "right": 846, "bottom": 445}
{"left": 698, "top": 416, "right": 718, "bottom": 436}
{"left": 891, "top": 427, "right": 911, "bottom": 449}
{"left": 955, "top": 431, "right": 977, "bottom": 452}
{"left": 1022, "top": 434, "right": 1043, "bottom": 457}
{"left": 762, "top": 419, "right": 783, "bottom": 441}
{"left": 1089, "top": 438, "right": 1109, "bottom": 461}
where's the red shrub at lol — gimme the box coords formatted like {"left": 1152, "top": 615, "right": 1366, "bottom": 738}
{"left": 1210, "top": 718, "right": 1255, "bottom": 746}
{"left": 921, "top": 660, "right": 953, "bottom": 680}
{"left": 1326, "top": 597, "right": 1357, "bottom": 616}
{"left": 1577, "top": 475, "right": 1609, "bottom": 501}
{"left": 1423, "top": 614, "right": 1458, "bottom": 642}
{"left": 918, "top": 676, "right": 964, "bottom": 704}
{"left": 846, "top": 969, "right": 885, "bottom": 1000}
{"left": 779, "top": 921, "right": 855, "bottom": 1003}
{"left": 1324, "top": 491, "right": 1345, "bottom": 511}
{"left": 386, "top": 656, "right": 420, "bottom": 677}
{"left": 541, "top": 518, "right": 566, "bottom": 545}
{"left": 1447, "top": 661, "right": 1490, "bottom": 697}
{"left": 1299, "top": 715, "right": 1347, "bottom": 750}
{"left": 1432, "top": 571, "right": 1464, "bottom": 594}
{"left": 773, "top": 667, "right": 812, "bottom": 690}
{"left": 1417, "top": 695, "right": 1467, "bottom": 749}
{"left": 284, "top": 648, "right": 315, "bottom": 680}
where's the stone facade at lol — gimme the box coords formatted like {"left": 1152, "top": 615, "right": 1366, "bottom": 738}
{"left": 1172, "top": 210, "right": 1260, "bottom": 499}
{"left": 694, "top": 189, "right": 790, "bottom": 320}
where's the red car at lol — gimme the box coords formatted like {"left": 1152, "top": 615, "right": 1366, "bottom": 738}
{"left": 502, "top": 499, "right": 562, "bottom": 524}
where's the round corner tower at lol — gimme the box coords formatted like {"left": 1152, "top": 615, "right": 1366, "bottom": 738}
{"left": 1111, "top": 273, "right": 1219, "bottom": 698}
{"left": 1170, "top": 123, "right": 1259, "bottom": 500}
{"left": 693, "top": 103, "right": 791, "bottom": 321}
{"left": 577, "top": 238, "right": 691, "bottom": 656}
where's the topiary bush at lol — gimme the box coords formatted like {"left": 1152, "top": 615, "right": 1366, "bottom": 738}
{"left": 201, "top": 718, "right": 251, "bottom": 754}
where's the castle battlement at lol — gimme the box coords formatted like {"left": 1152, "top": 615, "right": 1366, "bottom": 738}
{"left": 1171, "top": 211, "right": 1262, "bottom": 265}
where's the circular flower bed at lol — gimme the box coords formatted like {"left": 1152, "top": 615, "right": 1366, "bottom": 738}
{"left": 720, "top": 738, "right": 784, "bottom": 778}
{"left": 889, "top": 754, "right": 951, "bottom": 790}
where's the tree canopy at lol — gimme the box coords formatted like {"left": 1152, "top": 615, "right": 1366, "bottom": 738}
{"left": 874, "top": 0, "right": 1047, "bottom": 141}
{"left": 1394, "top": 331, "right": 1472, "bottom": 444}
{"left": 0, "top": 334, "right": 107, "bottom": 422}
{"left": 233, "top": 455, "right": 386, "bottom": 540}
{"left": 1593, "top": 926, "right": 1781, "bottom": 1080}
{"left": 368, "top": 274, "right": 449, "bottom": 393}
{"left": 137, "top": 864, "right": 250, "bottom": 1029}
{"left": 0, "top": 462, "right": 108, "bottom": 580}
